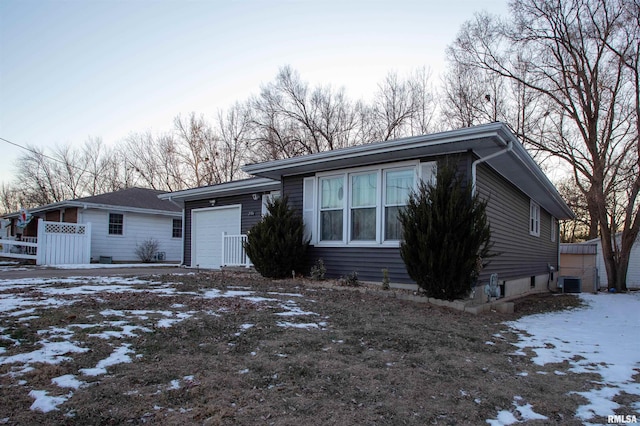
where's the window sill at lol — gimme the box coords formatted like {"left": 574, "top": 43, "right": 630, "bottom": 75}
{"left": 313, "top": 241, "right": 401, "bottom": 249}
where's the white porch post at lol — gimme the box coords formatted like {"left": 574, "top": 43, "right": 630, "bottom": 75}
{"left": 36, "top": 219, "right": 45, "bottom": 265}
{"left": 221, "top": 231, "right": 227, "bottom": 267}
{"left": 83, "top": 222, "right": 92, "bottom": 264}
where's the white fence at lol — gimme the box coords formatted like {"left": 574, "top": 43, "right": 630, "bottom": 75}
{"left": 222, "top": 233, "right": 252, "bottom": 268}
{"left": 0, "top": 219, "right": 91, "bottom": 265}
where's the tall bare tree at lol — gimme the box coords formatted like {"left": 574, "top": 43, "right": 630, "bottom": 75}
{"left": 215, "top": 103, "right": 252, "bottom": 182}
{"left": 123, "top": 131, "right": 184, "bottom": 191}
{"left": 448, "top": 0, "right": 639, "bottom": 290}
{"left": 250, "top": 66, "right": 360, "bottom": 160}
{"left": 14, "top": 145, "right": 66, "bottom": 206}
{"left": 0, "top": 182, "right": 21, "bottom": 214}
{"left": 174, "top": 113, "right": 219, "bottom": 187}
{"left": 368, "top": 69, "right": 438, "bottom": 140}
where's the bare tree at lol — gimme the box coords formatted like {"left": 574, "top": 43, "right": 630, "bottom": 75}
{"left": 448, "top": 0, "right": 639, "bottom": 291}
{"left": 0, "top": 182, "right": 21, "bottom": 214}
{"left": 215, "top": 103, "right": 252, "bottom": 182}
{"left": 174, "top": 113, "right": 218, "bottom": 187}
{"left": 80, "top": 137, "right": 128, "bottom": 195}
{"left": 14, "top": 145, "right": 65, "bottom": 206}
{"left": 249, "top": 66, "right": 360, "bottom": 160}
{"left": 557, "top": 177, "right": 592, "bottom": 242}
{"left": 369, "top": 70, "right": 437, "bottom": 140}
{"left": 441, "top": 61, "right": 491, "bottom": 128}
{"left": 407, "top": 67, "right": 439, "bottom": 135}
{"left": 52, "top": 144, "right": 87, "bottom": 200}
{"left": 123, "top": 132, "right": 183, "bottom": 191}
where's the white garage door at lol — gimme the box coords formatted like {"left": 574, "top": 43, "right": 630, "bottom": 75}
{"left": 191, "top": 205, "right": 241, "bottom": 269}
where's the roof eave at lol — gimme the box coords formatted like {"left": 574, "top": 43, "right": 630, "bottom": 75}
{"left": 158, "top": 177, "right": 280, "bottom": 202}
{"left": 243, "top": 122, "right": 510, "bottom": 180}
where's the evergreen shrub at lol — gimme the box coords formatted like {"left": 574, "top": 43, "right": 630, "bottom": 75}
{"left": 244, "top": 196, "right": 309, "bottom": 279}
{"left": 398, "top": 161, "right": 494, "bottom": 300}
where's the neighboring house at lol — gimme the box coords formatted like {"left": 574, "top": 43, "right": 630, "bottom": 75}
{"left": 582, "top": 235, "right": 640, "bottom": 289}
{"left": 2, "top": 187, "right": 183, "bottom": 263}
{"left": 164, "top": 123, "right": 575, "bottom": 301}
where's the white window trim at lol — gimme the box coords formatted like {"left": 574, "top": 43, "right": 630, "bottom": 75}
{"left": 348, "top": 171, "right": 380, "bottom": 243}
{"left": 108, "top": 212, "right": 125, "bottom": 237}
{"left": 530, "top": 200, "right": 540, "bottom": 237}
{"left": 307, "top": 160, "right": 436, "bottom": 248}
{"left": 551, "top": 217, "right": 557, "bottom": 242}
{"left": 318, "top": 174, "right": 347, "bottom": 244}
{"left": 172, "top": 218, "right": 183, "bottom": 239}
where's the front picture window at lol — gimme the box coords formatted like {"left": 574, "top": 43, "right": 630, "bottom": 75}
{"left": 350, "top": 172, "right": 377, "bottom": 241}
{"left": 320, "top": 176, "right": 344, "bottom": 241}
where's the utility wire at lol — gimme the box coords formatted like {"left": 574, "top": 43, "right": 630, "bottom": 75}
{"left": 0, "top": 136, "right": 89, "bottom": 173}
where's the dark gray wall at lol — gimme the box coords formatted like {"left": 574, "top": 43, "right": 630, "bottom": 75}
{"left": 476, "top": 163, "right": 558, "bottom": 282}
{"left": 183, "top": 194, "right": 267, "bottom": 266}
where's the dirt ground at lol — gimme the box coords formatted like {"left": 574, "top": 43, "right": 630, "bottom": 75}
{"left": 0, "top": 270, "right": 630, "bottom": 425}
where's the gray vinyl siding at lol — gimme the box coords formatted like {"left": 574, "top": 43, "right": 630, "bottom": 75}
{"left": 476, "top": 163, "right": 558, "bottom": 282}
{"left": 183, "top": 194, "right": 266, "bottom": 266}
{"left": 284, "top": 154, "right": 558, "bottom": 285}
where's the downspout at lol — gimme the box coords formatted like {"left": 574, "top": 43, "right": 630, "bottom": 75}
{"left": 471, "top": 141, "right": 514, "bottom": 195}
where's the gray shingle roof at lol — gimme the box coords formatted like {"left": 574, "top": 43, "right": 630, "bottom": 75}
{"left": 73, "top": 187, "right": 181, "bottom": 212}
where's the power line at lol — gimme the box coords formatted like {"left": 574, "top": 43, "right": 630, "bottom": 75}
{"left": 0, "top": 136, "right": 87, "bottom": 172}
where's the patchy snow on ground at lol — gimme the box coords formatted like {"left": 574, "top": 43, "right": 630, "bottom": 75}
{"left": 6, "top": 271, "right": 635, "bottom": 422}
{"left": 80, "top": 343, "right": 134, "bottom": 376}
{"left": 494, "top": 292, "right": 640, "bottom": 425}
{"left": 0, "top": 272, "right": 328, "bottom": 414}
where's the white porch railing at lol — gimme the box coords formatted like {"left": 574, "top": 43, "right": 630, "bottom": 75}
{"left": 0, "top": 237, "right": 38, "bottom": 260}
{"left": 222, "top": 233, "right": 252, "bottom": 268}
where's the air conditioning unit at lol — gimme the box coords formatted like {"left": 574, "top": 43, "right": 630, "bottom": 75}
{"left": 558, "top": 276, "right": 581, "bottom": 293}
{"left": 154, "top": 252, "right": 166, "bottom": 261}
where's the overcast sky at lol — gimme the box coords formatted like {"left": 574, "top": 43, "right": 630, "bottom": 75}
{"left": 0, "top": 0, "right": 509, "bottom": 184}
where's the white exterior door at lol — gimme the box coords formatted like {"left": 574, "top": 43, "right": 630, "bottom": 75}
{"left": 191, "top": 205, "right": 241, "bottom": 269}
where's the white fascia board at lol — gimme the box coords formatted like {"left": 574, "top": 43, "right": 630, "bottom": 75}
{"left": 158, "top": 177, "right": 280, "bottom": 202}
{"left": 65, "top": 202, "right": 182, "bottom": 217}
{"left": 243, "top": 122, "right": 509, "bottom": 179}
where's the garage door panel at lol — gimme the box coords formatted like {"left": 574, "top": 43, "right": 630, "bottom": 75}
{"left": 192, "top": 206, "right": 241, "bottom": 269}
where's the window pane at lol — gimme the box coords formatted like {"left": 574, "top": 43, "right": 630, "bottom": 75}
{"left": 320, "top": 177, "right": 344, "bottom": 209}
{"left": 109, "top": 214, "right": 123, "bottom": 235}
{"left": 386, "top": 170, "right": 414, "bottom": 205}
{"left": 172, "top": 219, "right": 182, "bottom": 238}
{"left": 351, "top": 208, "right": 376, "bottom": 240}
{"left": 385, "top": 206, "right": 404, "bottom": 240}
{"left": 321, "top": 210, "right": 343, "bottom": 240}
{"left": 351, "top": 173, "right": 377, "bottom": 207}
